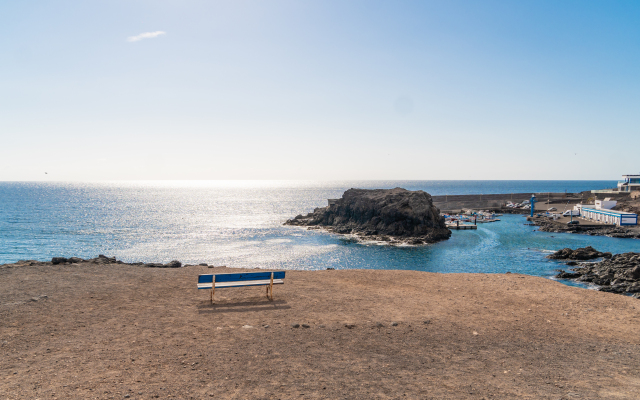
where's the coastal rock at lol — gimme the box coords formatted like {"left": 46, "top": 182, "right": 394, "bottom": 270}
{"left": 144, "top": 263, "right": 165, "bottom": 268}
{"left": 533, "top": 218, "right": 640, "bottom": 239}
{"left": 52, "top": 257, "right": 89, "bottom": 264}
{"left": 555, "top": 251, "right": 640, "bottom": 296}
{"left": 89, "top": 255, "right": 117, "bottom": 264}
{"left": 547, "top": 246, "right": 611, "bottom": 261}
{"left": 284, "top": 188, "right": 451, "bottom": 244}
{"left": 165, "top": 260, "right": 182, "bottom": 268}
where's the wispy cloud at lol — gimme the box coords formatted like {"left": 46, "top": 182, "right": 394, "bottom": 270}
{"left": 126, "top": 31, "right": 166, "bottom": 42}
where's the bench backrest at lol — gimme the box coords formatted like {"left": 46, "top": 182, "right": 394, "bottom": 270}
{"left": 198, "top": 271, "right": 285, "bottom": 286}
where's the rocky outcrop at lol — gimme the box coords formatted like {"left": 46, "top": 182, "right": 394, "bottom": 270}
{"left": 285, "top": 188, "right": 451, "bottom": 244}
{"left": 533, "top": 218, "right": 640, "bottom": 238}
{"left": 51, "top": 255, "right": 120, "bottom": 265}
{"left": 2, "top": 257, "right": 187, "bottom": 269}
{"left": 47, "top": 255, "right": 181, "bottom": 268}
{"left": 547, "top": 246, "right": 612, "bottom": 261}
{"left": 555, "top": 251, "right": 640, "bottom": 298}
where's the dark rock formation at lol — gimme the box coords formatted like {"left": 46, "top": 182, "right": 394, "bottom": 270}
{"left": 533, "top": 218, "right": 640, "bottom": 239}
{"left": 555, "top": 251, "right": 640, "bottom": 298}
{"left": 165, "top": 260, "right": 182, "bottom": 268}
{"left": 4, "top": 256, "right": 185, "bottom": 269}
{"left": 50, "top": 255, "right": 121, "bottom": 265}
{"left": 547, "top": 246, "right": 612, "bottom": 261}
{"left": 284, "top": 188, "right": 451, "bottom": 244}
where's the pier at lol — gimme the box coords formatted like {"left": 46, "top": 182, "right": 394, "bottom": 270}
{"left": 447, "top": 224, "right": 477, "bottom": 230}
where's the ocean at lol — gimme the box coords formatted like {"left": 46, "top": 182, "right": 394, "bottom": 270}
{"left": 1, "top": 180, "right": 638, "bottom": 285}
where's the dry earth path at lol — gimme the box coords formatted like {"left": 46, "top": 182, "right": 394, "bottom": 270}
{"left": 2, "top": 262, "right": 640, "bottom": 399}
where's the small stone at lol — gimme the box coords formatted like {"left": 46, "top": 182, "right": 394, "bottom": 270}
{"left": 301, "top": 324, "right": 310, "bottom": 328}
{"left": 391, "top": 322, "right": 399, "bottom": 326}
{"left": 473, "top": 331, "right": 479, "bottom": 335}
{"left": 423, "top": 320, "right": 431, "bottom": 324}
{"left": 242, "top": 325, "right": 252, "bottom": 329}
{"left": 124, "top": 395, "right": 130, "bottom": 399}
{"left": 263, "top": 324, "right": 270, "bottom": 328}
{"left": 344, "top": 323, "right": 356, "bottom": 329}
{"left": 376, "top": 322, "right": 385, "bottom": 328}
{"left": 31, "top": 297, "right": 39, "bottom": 302}
{"left": 291, "top": 324, "right": 300, "bottom": 328}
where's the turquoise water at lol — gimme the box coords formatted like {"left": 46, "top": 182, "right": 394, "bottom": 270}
{"left": 1, "top": 180, "right": 638, "bottom": 283}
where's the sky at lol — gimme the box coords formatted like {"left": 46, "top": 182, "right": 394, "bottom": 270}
{"left": 1, "top": 0, "right": 639, "bottom": 181}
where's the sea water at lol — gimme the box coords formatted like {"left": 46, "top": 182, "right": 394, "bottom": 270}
{"left": 1, "top": 180, "right": 638, "bottom": 284}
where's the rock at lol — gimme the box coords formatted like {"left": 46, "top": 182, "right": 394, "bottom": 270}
{"left": 90, "top": 255, "right": 117, "bottom": 264}
{"left": 165, "top": 260, "right": 182, "bottom": 268}
{"left": 555, "top": 251, "right": 640, "bottom": 296}
{"left": 199, "top": 263, "right": 208, "bottom": 266}
{"left": 68, "top": 257, "right": 84, "bottom": 263}
{"left": 547, "top": 246, "right": 609, "bottom": 261}
{"left": 391, "top": 322, "right": 399, "bottom": 326}
{"left": 284, "top": 188, "right": 451, "bottom": 244}
{"left": 301, "top": 324, "right": 310, "bottom": 328}
{"left": 566, "top": 261, "right": 578, "bottom": 266}
{"left": 344, "top": 323, "right": 356, "bottom": 329}
{"left": 291, "top": 324, "right": 300, "bottom": 328}
{"left": 556, "top": 271, "right": 581, "bottom": 279}
{"left": 51, "top": 257, "right": 68, "bottom": 265}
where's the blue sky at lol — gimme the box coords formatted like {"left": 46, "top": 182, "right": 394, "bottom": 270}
{"left": 1, "top": 0, "right": 639, "bottom": 180}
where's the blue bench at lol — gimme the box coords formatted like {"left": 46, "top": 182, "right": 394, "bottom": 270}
{"left": 197, "top": 271, "right": 286, "bottom": 303}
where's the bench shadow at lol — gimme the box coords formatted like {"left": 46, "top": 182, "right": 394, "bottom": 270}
{"left": 197, "top": 299, "right": 290, "bottom": 313}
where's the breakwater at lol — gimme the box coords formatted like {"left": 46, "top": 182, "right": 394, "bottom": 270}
{"left": 433, "top": 192, "right": 630, "bottom": 212}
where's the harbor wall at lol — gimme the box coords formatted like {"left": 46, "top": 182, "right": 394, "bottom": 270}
{"left": 432, "top": 192, "right": 630, "bottom": 212}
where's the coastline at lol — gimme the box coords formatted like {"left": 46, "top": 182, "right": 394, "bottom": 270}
{"left": 2, "top": 260, "right": 640, "bottom": 399}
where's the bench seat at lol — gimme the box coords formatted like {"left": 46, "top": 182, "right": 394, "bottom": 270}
{"left": 197, "top": 278, "right": 285, "bottom": 289}
{"left": 197, "top": 271, "right": 285, "bottom": 303}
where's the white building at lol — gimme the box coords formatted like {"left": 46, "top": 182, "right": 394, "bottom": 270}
{"left": 617, "top": 174, "right": 640, "bottom": 192}
{"left": 580, "top": 207, "right": 637, "bottom": 226}
{"left": 594, "top": 198, "right": 617, "bottom": 210}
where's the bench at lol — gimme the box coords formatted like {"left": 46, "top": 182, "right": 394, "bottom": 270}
{"left": 197, "top": 271, "right": 285, "bottom": 303}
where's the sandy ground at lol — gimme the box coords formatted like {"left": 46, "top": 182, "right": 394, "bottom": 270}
{"left": 2, "top": 262, "right": 640, "bottom": 399}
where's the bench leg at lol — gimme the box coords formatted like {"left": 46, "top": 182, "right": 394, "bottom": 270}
{"left": 268, "top": 272, "right": 274, "bottom": 301}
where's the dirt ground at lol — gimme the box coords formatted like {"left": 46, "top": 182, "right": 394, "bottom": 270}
{"left": 2, "top": 262, "right": 640, "bottom": 399}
